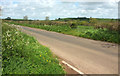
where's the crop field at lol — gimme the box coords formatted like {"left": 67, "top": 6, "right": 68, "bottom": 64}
{"left": 2, "top": 23, "right": 65, "bottom": 74}
{"left": 4, "top": 18, "right": 120, "bottom": 44}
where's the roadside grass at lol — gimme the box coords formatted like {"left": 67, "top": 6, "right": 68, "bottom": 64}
{"left": 2, "top": 23, "right": 65, "bottom": 74}
{"left": 64, "top": 26, "right": 119, "bottom": 43}
{"left": 6, "top": 21, "right": 120, "bottom": 43}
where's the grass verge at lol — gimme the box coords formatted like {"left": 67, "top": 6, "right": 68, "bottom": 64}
{"left": 7, "top": 21, "right": 120, "bottom": 44}
{"left": 2, "top": 23, "right": 65, "bottom": 74}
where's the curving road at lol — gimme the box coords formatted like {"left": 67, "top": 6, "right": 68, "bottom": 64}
{"left": 20, "top": 26, "right": 118, "bottom": 74}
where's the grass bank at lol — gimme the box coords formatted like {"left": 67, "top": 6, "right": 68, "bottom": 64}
{"left": 2, "top": 23, "right": 65, "bottom": 74}
{"left": 6, "top": 20, "right": 120, "bottom": 44}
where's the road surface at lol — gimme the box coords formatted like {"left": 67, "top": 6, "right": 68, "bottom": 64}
{"left": 20, "top": 26, "right": 118, "bottom": 74}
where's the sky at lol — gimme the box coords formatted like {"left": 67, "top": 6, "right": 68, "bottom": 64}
{"left": 0, "top": 0, "right": 119, "bottom": 20}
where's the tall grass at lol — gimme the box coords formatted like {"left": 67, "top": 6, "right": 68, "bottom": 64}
{"left": 2, "top": 23, "right": 65, "bottom": 74}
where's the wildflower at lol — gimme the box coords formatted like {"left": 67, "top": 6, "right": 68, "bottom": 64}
{"left": 15, "top": 31, "right": 18, "bottom": 34}
{"left": 40, "top": 55, "right": 41, "bottom": 57}
{"left": 27, "top": 41, "right": 29, "bottom": 44}
{"left": 6, "top": 30, "right": 11, "bottom": 37}
{"left": 6, "top": 30, "right": 10, "bottom": 33}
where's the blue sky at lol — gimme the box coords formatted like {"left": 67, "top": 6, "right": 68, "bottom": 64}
{"left": 0, "top": 0, "right": 119, "bottom": 20}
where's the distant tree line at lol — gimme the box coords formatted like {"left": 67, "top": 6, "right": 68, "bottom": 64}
{"left": 3, "top": 16, "right": 119, "bottom": 31}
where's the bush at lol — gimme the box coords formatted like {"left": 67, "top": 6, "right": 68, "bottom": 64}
{"left": 94, "top": 21, "right": 118, "bottom": 31}
{"left": 70, "top": 23, "right": 77, "bottom": 29}
{"left": 80, "top": 21, "right": 89, "bottom": 26}
{"left": 89, "top": 18, "right": 98, "bottom": 26}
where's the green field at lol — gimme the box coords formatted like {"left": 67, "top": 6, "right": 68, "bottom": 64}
{"left": 2, "top": 23, "right": 65, "bottom": 74}
{"left": 4, "top": 19, "right": 120, "bottom": 44}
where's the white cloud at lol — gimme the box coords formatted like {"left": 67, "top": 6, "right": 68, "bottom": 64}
{"left": 22, "top": 8, "right": 26, "bottom": 11}
{"left": 31, "top": 7, "right": 35, "bottom": 10}
{"left": 61, "top": 0, "right": 120, "bottom": 2}
{"left": 0, "top": 0, "right": 118, "bottom": 19}
{"left": 13, "top": 4, "right": 18, "bottom": 7}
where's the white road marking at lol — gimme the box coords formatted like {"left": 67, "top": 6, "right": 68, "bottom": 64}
{"left": 62, "top": 60, "right": 85, "bottom": 74}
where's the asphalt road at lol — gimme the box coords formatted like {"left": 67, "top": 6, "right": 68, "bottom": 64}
{"left": 20, "top": 26, "right": 118, "bottom": 74}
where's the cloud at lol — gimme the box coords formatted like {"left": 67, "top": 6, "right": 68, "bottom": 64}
{"left": 0, "top": 0, "right": 118, "bottom": 20}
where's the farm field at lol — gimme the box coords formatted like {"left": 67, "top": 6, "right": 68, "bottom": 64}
{"left": 4, "top": 19, "right": 120, "bottom": 44}
{"left": 2, "top": 23, "right": 65, "bottom": 74}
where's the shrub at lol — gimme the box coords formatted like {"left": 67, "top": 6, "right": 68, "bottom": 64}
{"left": 89, "top": 18, "right": 98, "bottom": 26}
{"left": 70, "top": 23, "right": 77, "bottom": 29}
{"left": 94, "top": 21, "right": 118, "bottom": 31}
{"left": 80, "top": 21, "right": 89, "bottom": 26}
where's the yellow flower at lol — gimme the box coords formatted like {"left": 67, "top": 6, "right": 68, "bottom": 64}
{"left": 47, "top": 60, "right": 48, "bottom": 62}
{"left": 40, "top": 55, "right": 41, "bottom": 57}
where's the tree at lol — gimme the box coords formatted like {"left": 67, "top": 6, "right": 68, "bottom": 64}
{"left": 45, "top": 16, "right": 49, "bottom": 20}
{"left": 23, "top": 15, "right": 28, "bottom": 20}
{"left": 58, "top": 18, "right": 61, "bottom": 20}
{"left": 5, "top": 17, "right": 11, "bottom": 20}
